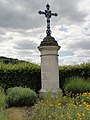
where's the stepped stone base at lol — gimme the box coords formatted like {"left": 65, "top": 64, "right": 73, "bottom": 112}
{"left": 39, "top": 89, "right": 62, "bottom": 98}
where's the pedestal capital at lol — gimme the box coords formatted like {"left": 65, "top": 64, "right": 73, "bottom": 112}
{"left": 38, "top": 45, "right": 60, "bottom": 52}
{"left": 39, "top": 36, "right": 59, "bottom": 46}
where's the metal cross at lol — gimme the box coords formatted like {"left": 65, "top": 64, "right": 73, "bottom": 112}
{"left": 38, "top": 4, "right": 58, "bottom": 36}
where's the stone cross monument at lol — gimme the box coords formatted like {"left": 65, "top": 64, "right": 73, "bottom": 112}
{"left": 38, "top": 4, "right": 62, "bottom": 96}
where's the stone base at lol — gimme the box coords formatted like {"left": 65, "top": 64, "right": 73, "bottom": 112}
{"left": 39, "top": 89, "right": 62, "bottom": 98}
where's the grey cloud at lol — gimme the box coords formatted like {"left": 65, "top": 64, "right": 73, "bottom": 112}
{"left": 0, "top": 28, "right": 6, "bottom": 35}
{"left": 0, "top": 36, "right": 6, "bottom": 42}
{"left": 0, "top": 28, "right": 6, "bottom": 42}
{"left": 68, "top": 38, "right": 90, "bottom": 50}
{"left": 14, "top": 40, "right": 38, "bottom": 50}
{"left": 0, "top": 0, "right": 90, "bottom": 65}
{"left": 0, "top": 35, "right": 13, "bottom": 42}
{"left": 0, "top": 0, "right": 44, "bottom": 29}
{"left": 83, "top": 20, "right": 90, "bottom": 36}
{"left": 16, "top": 50, "right": 33, "bottom": 56}
{"left": 53, "top": 0, "right": 87, "bottom": 23}
{"left": 0, "top": 0, "right": 88, "bottom": 29}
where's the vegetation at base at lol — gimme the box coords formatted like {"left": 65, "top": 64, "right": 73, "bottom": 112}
{"left": 0, "top": 56, "right": 90, "bottom": 93}
{"left": 0, "top": 56, "right": 90, "bottom": 120}
{"left": 59, "top": 62, "right": 90, "bottom": 91}
{"left": 4, "top": 92, "right": 90, "bottom": 120}
{"left": 0, "top": 88, "right": 5, "bottom": 108}
{"left": 64, "top": 77, "right": 90, "bottom": 95}
{"left": 0, "top": 109, "right": 6, "bottom": 120}
{"left": 29, "top": 92, "right": 90, "bottom": 120}
{"left": 74, "top": 92, "right": 90, "bottom": 105}
{"left": 0, "top": 88, "right": 6, "bottom": 120}
{"left": 6, "top": 87, "right": 37, "bottom": 107}
{"left": 0, "top": 83, "right": 90, "bottom": 120}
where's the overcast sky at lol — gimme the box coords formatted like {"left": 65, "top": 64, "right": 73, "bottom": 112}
{"left": 0, "top": 0, "right": 90, "bottom": 65}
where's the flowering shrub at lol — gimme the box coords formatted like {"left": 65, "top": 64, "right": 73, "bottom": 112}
{"left": 29, "top": 92, "right": 90, "bottom": 120}
{"left": 74, "top": 92, "right": 90, "bottom": 105}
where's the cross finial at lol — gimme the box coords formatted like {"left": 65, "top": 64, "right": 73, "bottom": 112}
{"left": 38, "top": 4, "right": 58, "bottom": 36}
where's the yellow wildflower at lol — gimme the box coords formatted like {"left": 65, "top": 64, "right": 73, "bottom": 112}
{"left": 77, "top": 112, "right": 81, "bottom": 116}
{"left": 82, "top": 113, "right": 85, "bottom": 116}
{"left": 82, "top": 102, "right": 86, "bottom": 105}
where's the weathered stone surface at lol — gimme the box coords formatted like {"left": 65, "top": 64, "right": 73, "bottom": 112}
{"left": 40, "top": 36, "right": 58, "bottom": 46}
{"left": 38, "top": 44, "right": 62, "bottom": 96}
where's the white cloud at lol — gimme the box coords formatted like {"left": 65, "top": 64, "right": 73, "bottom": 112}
{"left": 0, "top": 0, "right": 90, "bottom": 65}
{"left": 78, "top": 0, "right": 90, "bottom": 14}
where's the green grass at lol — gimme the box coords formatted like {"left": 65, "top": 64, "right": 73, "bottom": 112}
{"left": 0, "top": 89, "right": 5, "bottom": 108}
{"left": 0, "top": 88, "right": 6, "bottom": 120}
{"left": 64, "top": 77, "right": 90, "bottom": 95}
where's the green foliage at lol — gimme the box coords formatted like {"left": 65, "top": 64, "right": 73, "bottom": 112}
{"left": 0, "top": 56, "right": 26, "bottom": 64}
{"left": 64, "top": 77, "right": 90, "bottom": 94}
{"left": 6, "top": 87, "right": 37, "bottom": 107}
{"left": 0, "top": 88, "right": 5, "bottom": 108}
{"left": 0, "top": 88, "right": 6, "bottom": 120}
{"left": 29, "top": 92, "right": 90, "bottom": 120}
{"left": 0, "top": 61, "right": 89, "bottom": 93}
{"left": 0, "top": 62, "right": 41, "bottom": 92}
{"left": 74, "top": 92, "right": 90, "bottom": 105}
{"left": 59, "top": 62, "right": 90, "bottom": 91}
{"left": 0, "top": 108, "right": 6, "bottom": 120}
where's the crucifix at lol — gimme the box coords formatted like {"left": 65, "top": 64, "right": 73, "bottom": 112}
{"left": 38, "top": 4, "right": 58, "bottom": 36}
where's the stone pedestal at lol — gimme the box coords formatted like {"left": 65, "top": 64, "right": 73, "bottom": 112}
{"left": 38, "top": 36, "right": 62, "bottom": 97}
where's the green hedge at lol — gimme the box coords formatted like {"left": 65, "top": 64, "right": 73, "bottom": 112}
{"left": 0, "top": 63, "right": 41, "bottom": 92}
{"left": 0, "top": 62, "right": 90, "bottom": 92}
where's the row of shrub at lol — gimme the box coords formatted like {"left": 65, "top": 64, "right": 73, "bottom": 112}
{"left": 0, "top": 62, "right": 90, "bottom": 92}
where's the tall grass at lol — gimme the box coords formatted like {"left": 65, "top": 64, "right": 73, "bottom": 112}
{"left": 64, "top": 77, "right": 90, "bottom": 95}
{"left": 0, "top": 88, "right": 5, "bottom": 108}
{"left": 0, "top": 88, "right": 6, "bottom": 120}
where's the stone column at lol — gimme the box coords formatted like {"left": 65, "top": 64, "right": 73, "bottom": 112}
{"left": 38, "top": 36, "right": 62, "bottom": 96}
